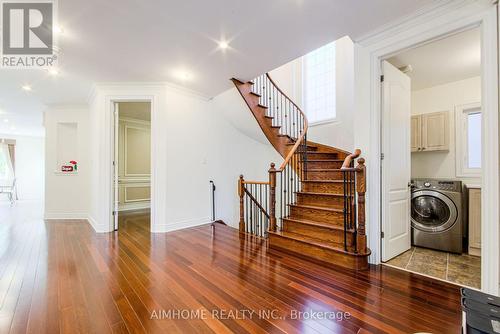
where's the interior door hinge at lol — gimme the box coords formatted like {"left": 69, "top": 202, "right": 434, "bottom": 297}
{"left": 112, "top": 211, "right": 116, "bottom": 216}
{"left": 381, "top": 153, "right": 385, "bottom": 160}
{"left": 380, "top": 75, "right": 384, "bottom": 82}
{"left": 112, "top": 161, "right": 116, "bottom": 166}
{"left": 381, "top": 231, "right": 385, "bottom": 238}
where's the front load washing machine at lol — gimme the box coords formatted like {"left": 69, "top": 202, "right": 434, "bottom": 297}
{"left": 411, "top": 179, "right": 463, "bottom": 254}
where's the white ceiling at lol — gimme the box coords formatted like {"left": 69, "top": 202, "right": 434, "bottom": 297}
{"left": 0, "top": 0, "right": 435, "bottom": 136}
{"left": 388, "top": 27, "right": 481, "bottom": 91}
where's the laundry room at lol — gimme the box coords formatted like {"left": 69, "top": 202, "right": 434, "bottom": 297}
{"left": 382, "top": 28, "right": 482, "bottom": 289}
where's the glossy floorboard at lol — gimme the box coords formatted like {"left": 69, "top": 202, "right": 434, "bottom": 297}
{"left": 0, "top": 201, "right": 462, "bottom": 333}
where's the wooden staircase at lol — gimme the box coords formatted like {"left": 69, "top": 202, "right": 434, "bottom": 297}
{"left": 233, "top": 74, "right": 370, "bottom": 271}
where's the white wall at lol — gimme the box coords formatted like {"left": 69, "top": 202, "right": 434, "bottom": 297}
{"left": 0, "top": 134, "right": 44, "bottom": 201}
{"left": 269, "top": 36, "right": 355, "bottom": 151}
{"left": 44, "top": 106, "right": 90, "bottom": 219}
{"left": 209, "top": 89, "right": 282, "bottom": 228}
{"left": 411, "top": 76, "right": 481, "bottom": 185}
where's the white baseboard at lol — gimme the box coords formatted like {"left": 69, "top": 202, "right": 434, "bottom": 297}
{"left": 152, "top": 216, "right": 211, "bottom": 233}
{"left": 86, "top": 215, "right": 109, "bottom": 233}
{"left": 44, "top": 212, "right": 88, "bottom": 220}
{"left": 118, "top": 202, "right": 151, "bottom": 212}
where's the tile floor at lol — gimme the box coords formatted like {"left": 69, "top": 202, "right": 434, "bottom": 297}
{"left": 386, "top": 246, "right": 481, "bottom": 289}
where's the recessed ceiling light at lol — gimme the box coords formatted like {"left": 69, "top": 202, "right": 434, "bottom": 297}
{"left": 54, "top": 25, "right": 64, "bottom": 34}
{"left": 3, "top": 119, "right": 8, "bottom": 123}
{"left": 218, "top": 40, "right": 229, "bottom": 50}
{"left": 172, "top": 69, "right": 193, "bottom": 81}
{"left": 21, "top": 85, "right": 32, "bottom": 91}
{"left": 48, "top": 68, "right": 59, "bottom": 76}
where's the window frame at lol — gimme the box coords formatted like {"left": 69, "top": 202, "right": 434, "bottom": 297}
{"left": 301, "top": 42, "right": 336, "bottom": 125}
{"left": 455, "top": 102, "right": 482, "bottom": 178}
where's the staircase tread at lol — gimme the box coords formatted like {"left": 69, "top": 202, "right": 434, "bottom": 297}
{"left": 296, "top": 191, "right": 349, "bottom": 197}
{"left": 271, "top": 125, "right": 281, "bottom": 129}
{"left": 307, "top": 168, "right": 343, "bottom": 171}
{"left": 289, "top": 203, "right": 343, "bottom": 213}
{"left": 257, "top": 104, "right": 268, "bottom": 109}
{"left": 269, "top": 230, "right": 360, "bottom": 255}
{"left": 250, "top": 92, "right": 261, "bottom": 97}
{"left": 306, "top": 152, "right": 339, "bottom": 155}
{"left": 283, "top": 217, "right": 355, "bottom": 232}
{"left": 264, "top": 115, "right": 273, "bottom": 119}
{"left": 302, "top": 180, "right": 350, "bottom": 183}
{"left": 288, "top": 145, "right": 318, "bottom": 151}
{"left": 303, "top": 159, "right": 344, "bottom": 162}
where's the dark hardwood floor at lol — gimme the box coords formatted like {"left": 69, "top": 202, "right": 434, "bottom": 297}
{"left": 0, "top": 202, "right": 462, "bottom": 333}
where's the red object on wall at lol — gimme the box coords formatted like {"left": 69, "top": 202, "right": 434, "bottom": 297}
{"left": 61, "top": 165, "right": 74, "bottom": 172}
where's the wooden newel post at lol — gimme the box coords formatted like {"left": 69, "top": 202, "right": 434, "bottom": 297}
{"left": 355, "top": 158, "right": 367, "bottom": 254}
{"left": 238, "top": 175, "right": 245, "bottom": 233}
{"left": 269, "top": 163, "right": 277, "bottom": 232}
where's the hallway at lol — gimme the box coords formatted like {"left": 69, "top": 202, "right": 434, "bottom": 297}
{"left": 0, "top": 203, "right": 462, "bottom": 333}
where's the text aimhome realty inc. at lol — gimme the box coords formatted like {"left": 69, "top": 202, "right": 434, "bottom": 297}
{"left": 150, "top": 308, "right": 352, "bottom": 321}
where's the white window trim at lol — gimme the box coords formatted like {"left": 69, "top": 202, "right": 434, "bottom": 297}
{"left": 308, "top": 118, "right": 340, "bottom": 127}
{"left": 455, "top": 102, "right": 481, "bottom": 178}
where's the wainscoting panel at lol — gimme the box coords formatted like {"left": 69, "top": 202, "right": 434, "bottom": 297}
{"left": 118, "top": 117, "right": 151, "bottom": 211}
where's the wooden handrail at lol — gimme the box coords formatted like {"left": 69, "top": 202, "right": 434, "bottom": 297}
{"left": 242, "top": 181, "right": 270, "bottom": 185}
{"left": 341, "top": 149, "right": 361, "bottom": 170}
{"left": 243, "top": 188, "right": 270, "bottom": 219}
{"left": 265, "top": 73, "right": 309, "bottom": 171}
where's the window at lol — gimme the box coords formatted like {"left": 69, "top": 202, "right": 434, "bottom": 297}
{"left": 0, "top": 150, "right": 8, "bottom": 179}
{"left": 467, "top": 112, "right": 481, "bottom": 169}
{"left": 0, "top": 144, "right": 14, "bottom": 182}
{"left": 455, "top": 103, "right": 481, "bottom": 177}
{"left": 303, "top": 41, "right": 336, "bottom": 124}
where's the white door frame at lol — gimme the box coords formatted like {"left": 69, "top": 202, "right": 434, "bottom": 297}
{"left": 108, "top": 96, "right": 155, "bottom": 232}
{"left": 357, "top": 2, "right": 499, "bottom": 294}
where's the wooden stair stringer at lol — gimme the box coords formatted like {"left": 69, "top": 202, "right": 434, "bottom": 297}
{"left": 231, "top": 78, "right": 292, "bottom": 159}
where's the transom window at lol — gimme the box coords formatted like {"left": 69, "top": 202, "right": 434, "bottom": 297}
{"left": 302, "top": 41, "right": 336, "bottom": 124}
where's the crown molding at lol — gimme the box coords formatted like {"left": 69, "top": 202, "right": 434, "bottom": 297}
{"left": 87, "top": 81, "right": 211, "bottom": 102}
{"left": 355, "top": 0, "right": 485, "bottom": 46}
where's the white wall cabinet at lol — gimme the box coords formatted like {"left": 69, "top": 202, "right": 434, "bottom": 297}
{"left": 411, "top": 116, "right": 421, "bottom": 152}
{"left": 468, "top": 187, "right": 481, "bottom": 256}
{"left": 411, "top": 111, "right": 449, "bottom": 152}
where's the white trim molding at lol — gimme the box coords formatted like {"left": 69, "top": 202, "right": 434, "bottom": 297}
{"left": 355, "top": 0, "right": 499, "bottom": 295}
{"left": 88, "top": 84, "right": 166, "bottom": 234}
{"left": 44, "top": 213, "right": 88, "bottom": 220}
{"left": 152, "top": 216, "right": 212, "bottom": 233}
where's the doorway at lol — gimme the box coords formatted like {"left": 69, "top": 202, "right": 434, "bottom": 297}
{"left": 112, "top": 102, "right": 151, "bottom": 231}
{"left": 380, "top": 28, "right": 483, "bottom": 289}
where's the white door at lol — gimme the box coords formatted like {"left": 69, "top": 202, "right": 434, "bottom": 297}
{"left": 113, "top": 102, "right": 120, "bottom": 231}
{"left": 381, "top": 60, "right": 412, "bottom": 262}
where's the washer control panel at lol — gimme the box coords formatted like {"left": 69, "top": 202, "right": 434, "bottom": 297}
{"left": 412, "top": 179, "right": 462, "bottom": 192}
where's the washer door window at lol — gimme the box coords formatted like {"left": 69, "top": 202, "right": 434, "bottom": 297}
{"left": 411, "top": 190, "right": 458, "bottom": 233}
